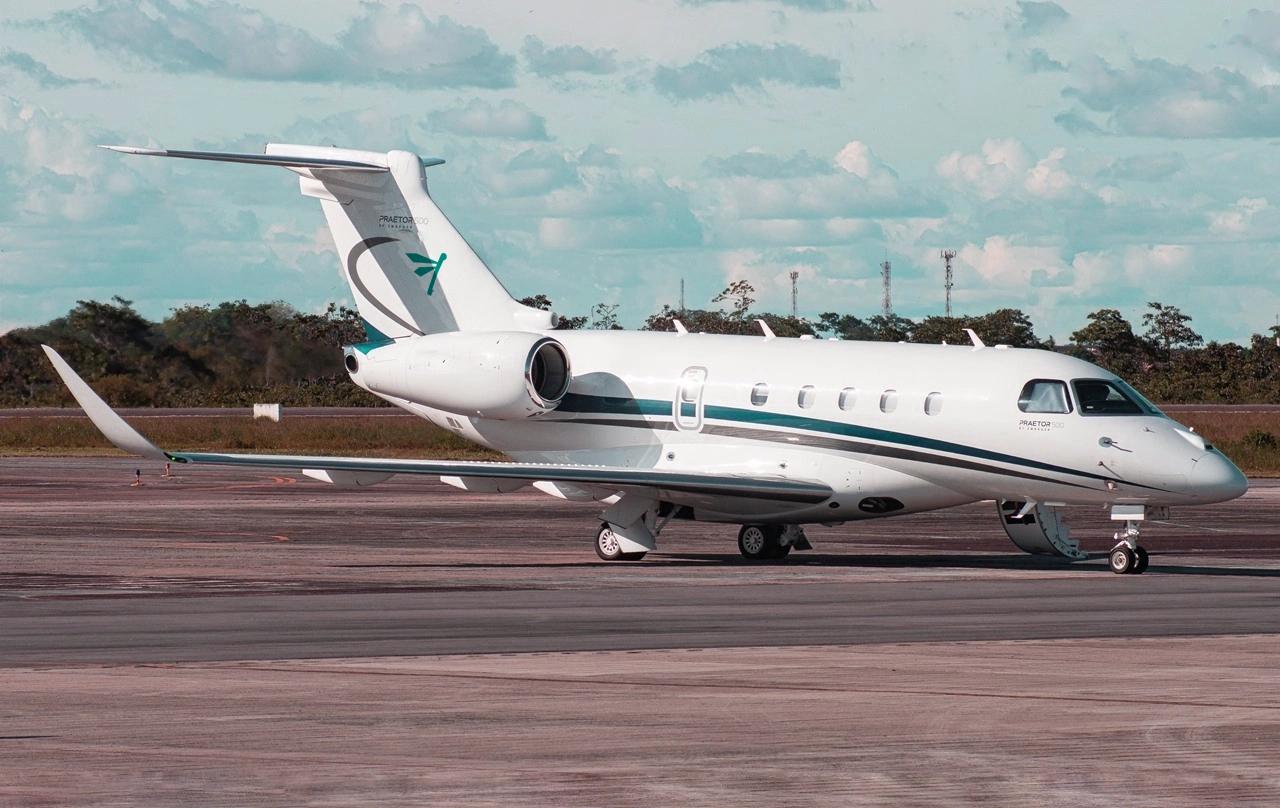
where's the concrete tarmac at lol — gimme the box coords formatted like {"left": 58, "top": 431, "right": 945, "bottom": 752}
{"left": 2, "top": 457, "right": 1279, "bottom": 805}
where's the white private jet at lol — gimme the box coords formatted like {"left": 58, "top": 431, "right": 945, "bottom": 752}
{"left": 42, "top": 143, "right": 1248, "bottom": 575}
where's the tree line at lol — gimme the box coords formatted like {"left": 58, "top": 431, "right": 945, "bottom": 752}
{"left": 2, "top": 283, "right": 1279, "bottom": 407}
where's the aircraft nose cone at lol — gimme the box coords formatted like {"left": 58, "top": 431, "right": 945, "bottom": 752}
{"left": 1190, "top": 452, "right": 1249, "bottom": 503}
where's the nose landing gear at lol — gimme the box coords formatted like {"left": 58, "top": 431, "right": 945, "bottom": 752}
{"left": 1108, "top": 518, "right": 1149, "bottom": 575}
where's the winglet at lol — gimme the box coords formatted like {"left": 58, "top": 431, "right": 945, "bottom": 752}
{"left": 40, "top": 345, "right": 168, "bottom": 461}
{"left": 756, "top": 319, "right": 776, "bottom": 339}
{"left": 964, "top": 328, "right": 985, "bottom": 350}
{"left": 672, "top": 319, "right": 688, "bottom": 335}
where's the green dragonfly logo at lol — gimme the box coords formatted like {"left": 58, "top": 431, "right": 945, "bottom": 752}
{"left": 406, "top": 251, "right": 447, "bottom": 296}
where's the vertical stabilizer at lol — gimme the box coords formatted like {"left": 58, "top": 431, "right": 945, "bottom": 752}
{"left": 100, "top": 143, "right": 552, "bottom": 338}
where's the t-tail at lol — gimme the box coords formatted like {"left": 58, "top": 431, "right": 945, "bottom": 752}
{"left": 100, "top": 144, "right": 551, "bottom": 340}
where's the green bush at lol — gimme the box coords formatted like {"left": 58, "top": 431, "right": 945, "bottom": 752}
{"left": 1242, "top": 429, "right": 1278, "bottom": 450}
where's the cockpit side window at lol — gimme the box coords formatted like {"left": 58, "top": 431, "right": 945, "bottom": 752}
{"left": 1071, "top": 379, "right": 1146, "bottom": 415}
{"left": 1018, "top": 379, "right": 1072, "bottom": 414}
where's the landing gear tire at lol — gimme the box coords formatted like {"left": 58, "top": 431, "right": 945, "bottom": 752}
{"left": 1133, "top": 546, "right": 1149, "bottom": 574}
{"left": 595, "top": 523, "right": 646, "bottom": 562}
{"left": 1109, "top": 545, "right": 1136, "bottom": 575}
{"left": 738, "top": 524, "right": 782, "bottom": 561}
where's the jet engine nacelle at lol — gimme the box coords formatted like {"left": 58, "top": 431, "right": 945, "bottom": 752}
{"left": 344, "top": 331, "right": 571, "bottom": 419}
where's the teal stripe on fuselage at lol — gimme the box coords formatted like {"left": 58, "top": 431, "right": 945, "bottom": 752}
{"left": 558, "top": 393, "right": 1115, "bottom": 486}
{"left": 560, "top": 393, "right": 671, "bottom": 418}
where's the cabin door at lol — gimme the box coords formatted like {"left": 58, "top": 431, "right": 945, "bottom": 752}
{"left": 674, "top": 366, "right": 707, "bottom": 432}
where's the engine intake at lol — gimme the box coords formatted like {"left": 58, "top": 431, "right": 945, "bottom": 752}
{"left": 526, "top": 338, "right": 570, "bottom": 407}
{"left": 346, "top": 331, "right": 571, "bottom": 419}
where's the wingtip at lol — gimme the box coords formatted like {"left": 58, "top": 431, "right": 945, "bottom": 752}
{"left": 40, "top": 343, "right": 168, "bottom": 461}
{"left": 98, "top": 144, "right": 164, "bottom": 156}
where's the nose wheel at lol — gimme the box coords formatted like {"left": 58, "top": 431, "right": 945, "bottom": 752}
{"left": 1108, "top": 545, "right": 1149, "bottom": 574}
{"left": 1109, "top": 520, "right": 1149, "bottom": 574}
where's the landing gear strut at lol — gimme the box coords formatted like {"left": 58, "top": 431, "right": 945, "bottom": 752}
{"left": 1108, "top": 519, "right": 1149, "bottom": 575}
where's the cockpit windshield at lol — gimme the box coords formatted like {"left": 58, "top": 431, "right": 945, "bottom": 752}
{"left": 1113, "top": 378, "right": 1164, "bottom": 416}
{"left": 1072, "top": 378, "right": 1162, "bottom": 416}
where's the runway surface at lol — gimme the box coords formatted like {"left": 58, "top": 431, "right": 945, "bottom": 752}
{"left": 2, "top": 457, "right": 1279, "bottom": 805}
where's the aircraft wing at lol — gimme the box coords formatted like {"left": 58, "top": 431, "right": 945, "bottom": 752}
{"left": 40, "top": 346, "right": 832, "bottom": 505}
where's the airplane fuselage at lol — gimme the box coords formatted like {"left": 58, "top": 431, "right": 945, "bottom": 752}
{"left": 379, "top": 330, "right": 1248, "bottom": 525}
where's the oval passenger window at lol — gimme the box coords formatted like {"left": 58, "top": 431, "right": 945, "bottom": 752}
{"left": 880, "top": 389, "right": 898, "bottom": 413}
{"left": 750, "top": 383, "right": 769, "bottom": 406}
{"left": 925, "top": 392, "right": 943, "bottom": 416}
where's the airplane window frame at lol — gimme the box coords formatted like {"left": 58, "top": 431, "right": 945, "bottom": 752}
{"left": 1018, "top": 379, "right": 1072, "bottom": 414}
{"left": 1071, "top": 378, "right": 1149, "bottom": 416}
{"left": 838, "top": 387, "right": 857, "bottom": 411}
{"left": 1111, "top": 378, "right": 1165, "bottom": 416}
{"left": 879, "top": 389, "right": 898, "bottom": 413}
{"left": 750, "top": 382, "right": 769, "bottom": 407}
{"left": 798, "top": 385, "right": 816, "bottom": 409}
{"left": 924, "top": 391, "right": 943, "bottom": 416}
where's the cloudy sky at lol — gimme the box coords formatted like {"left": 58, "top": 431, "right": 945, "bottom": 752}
{"left": 2, "top": 0, "right": 1279, "bottom": 342}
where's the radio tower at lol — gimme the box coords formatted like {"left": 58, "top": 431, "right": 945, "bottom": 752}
{"left": 880, "top": 258, "right": 892, "bottom": 317}
{"left": 679, "top": 278, "right": 685, "bottom": 313}
{"left": 941, "top": 249, "right": 956, "bottom": 318}
{"left": 789, "top": 270, "right": 799, "bottom": 318}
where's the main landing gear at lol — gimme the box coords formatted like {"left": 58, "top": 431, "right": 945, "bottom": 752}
{"left": 595, "top": 522, "right": 648, "bottom": 562}
{"left": 737, "top": 524, "right": 810, "bottom": 561}
{"left": 1108, "top": 519, "right": 1149, "bottom": 575}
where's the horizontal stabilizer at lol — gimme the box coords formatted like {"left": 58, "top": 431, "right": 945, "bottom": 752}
{"left": 40, "top": 345, "right": 168, "bottom": 461}
{"left": 98, "top": 145, "right": 421, "bottom": 172}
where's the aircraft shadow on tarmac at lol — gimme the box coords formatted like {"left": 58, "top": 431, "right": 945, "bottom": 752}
{"left": 663, "top": 553, "right": 1280, "bottom": 577}
{"left": 338, "top": 553, "right": 1280, "bottom": 577}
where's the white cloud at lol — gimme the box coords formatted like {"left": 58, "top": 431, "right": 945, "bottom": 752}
{"left": 716, "top": 247, "right": 851, "bottom": 313}
{"left": 936, "top": 139, "right": 1031, "bottom": 200}
{"left": 1059, "top": 57, "right": 1280, "bottom": 138}
{"left": 41, "top": 1, "right": 516, "bottom": 88}
{"left": 937, "top": 139, "right": 1083, "bottom": 203}
{"left": 1024, "top": 147, "right": 1074, "bottom": 198}
{"left": 1121, "top": 244, "right": 1194, "bottom": 286}
{"left": 654, "top": 42, "right": 841, "bottom": 99}
{"left": 834, "top": 140, "right": 895, "bottom": 180}
{"left": 1209, "top": 197, "right": 1268, "bottom": 235}
{"left": 433, "top": 99, "right": 549, "bottom": 140}
{"left": 948, "top": 236, "right": 1069, "bottom": 287}
{"left": 535, "top": 165, "right": 702, "bottom": 249}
